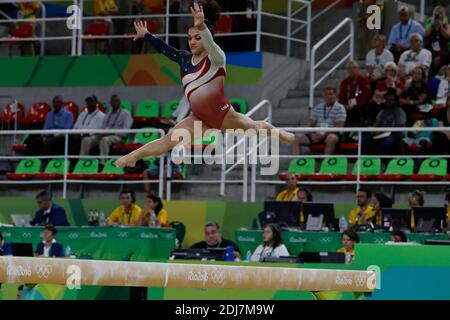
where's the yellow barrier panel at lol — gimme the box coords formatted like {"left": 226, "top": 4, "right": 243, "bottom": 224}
{"left": 0, "top": 257, "right": 376, "bottom": 292}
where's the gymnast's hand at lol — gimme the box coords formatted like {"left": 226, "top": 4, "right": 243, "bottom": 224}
{"left": 190, "top": 2, "right": 205, "bottom": 30}
{"left": 133, "top": 20, "right": 149, "bottom": 41}
{"left": 115, "top": 154, "right": 136, "bottom": 168}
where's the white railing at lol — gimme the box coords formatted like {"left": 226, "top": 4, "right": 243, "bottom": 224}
{"left": 0, "top": 128, "right": 165, "bottom": 199}
{"left": 309, "top": 17, "right": 354, "bottom": 109}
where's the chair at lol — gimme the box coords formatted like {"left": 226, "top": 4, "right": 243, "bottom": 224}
{"left": 63, "top": 102, "right": 79, "bottom": 122}
{"left": 169, "top": 221, "right": 186, "bottom": 248}
{"left": 133, "top": 100, "right": 160, "bottom": 126}
{"left": 162, "top": 99, "right": 180, "bottom": 118}
{"left": 311, "top": 157, "right": 348, "bottom": 181}
{"left": 92, "top": 158, "right": 124, "bottom": 180}
{"left": 83, "top": 21, "right": 109, "bottom": 54}
{"left": 6, "top": 23, "right": 33, "bottom": 56}
{"left": 345, "top": 158, "right": 381, "bottom": 181}
{"left": 34, "top": 159, "right": 70, "bottom": 180}
{"left": 279, "top": 158, "right": 315, "bottom": 181}
{"left": 214, "top": 15, "right": 232, "bottom": 34}
{"left": 6, "top": 158, "right": 41, "bottom": 180}
{"left": 190, "top": 131, "right": 220, "bottom": 152}
{"left": 229, "top": 98, "right": 248, "bottom": 114}
{"left": 67, "top": 159, "right": 99, "bottom": 180}
{"left": 114, "top": 127, "right": 160, "bottom": 153}
{"left": 12, "top": 134, "right": 28, "bottom": 153}
{"left": 377, "top": 158, "right": 414, "bottom": 181}
{"left": 24, "top": 102, "right": 51, "bottom": 128}
{"left": 0, "top": 102, "right": 25, "bottom": 126}
{"left": 411, "top": 158, "right": 447, "bottom": 181}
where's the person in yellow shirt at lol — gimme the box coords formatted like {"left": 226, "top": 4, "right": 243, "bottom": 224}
{"left": 337, "top": 229, "right": 360, "bottom": 264}
{"left": 106, "top": 190, "right": 141, "bottom": 226}
{"left": 136, "top": 194, "right": 169, "bottom": 227}
{"left": 348, "top": 189, "right": 376, "bottom": 227}
{"left": 94, "top": 0, "right": 119, "bottom": 16}
{"left": 276, "top": 173, "right": 301, "bottom": 201}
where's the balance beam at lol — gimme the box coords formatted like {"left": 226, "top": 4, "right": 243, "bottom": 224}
{"left": 0, "top": 256, "right": 376, "bottom": 292}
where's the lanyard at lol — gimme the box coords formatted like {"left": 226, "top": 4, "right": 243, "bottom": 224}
{"left": 81, "top": 110, "right": 98, "bottom": 127}
{"left": 400, "top": 21, "right": 412, "bottom": 40}
{"left": 323, "top": 103, "right": 334, "bottom": 120}
{"left": 105, "top": 109, "right": 122, "bottom": 128}
{"left": 260, "top": 246, "right": 276, "bottom": 261}
{"left": 348, "top": 82, "right": 360, "bottom": 99}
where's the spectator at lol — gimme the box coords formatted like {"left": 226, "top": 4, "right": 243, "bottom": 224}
{"left": 80, "top": 94, "right": 133, "bottom": 165}
{"left": 34, "top": 224, "right": 64, "bottom": 257}
{"left": 92, "top": 0, "right": 119, "bottom": 54}
{"left": 136, "top": 194, "right": 169, "bottom": 227}
{"left": 0, "top": 232, "right": 13, "bottom": 256}
{"left": 399, "top": 66, "right": 430, "bottom": 124}
{"left": 409, "top": 190, "right": 425, "bottom": 230}
{"left": 362, "top": 89, "right": 406, "bottom": 155}
{"left": 190, "top": 222, "right": 241, "bottom": 259}
{"left": 275, "top": 173, "right": 300, "bottom": 201}
{"left": 298, "top": 188, "right": 312, "bottom": 203}
{"left": 435, "top": 64, "right": 450, "bottom": 105}
{"left": 402, "top": 117, "right": 438, "bottom": 154}
{"left": 390, "top": 230, "right": 408, "bottom": 243}
{"left": 348, "top": 189, "right": 376, "bottom": 227}
{"left": 293, "top": 86, "right": 346, "bottom": 155}
{"left": 130, "top": 0, "right": 146, "bottom": 53}
{"left": 388, "top": 6, "right": 425, "bottom": 61}
{"left": 16, "top": 285, "right": 24, "bottom": 300}
{"left": 338, "top": 61, "right": 372, "bottom": 127}
{"left": 433, "top": 95, "right": 450, "bottom": 154}
{"left": 398, "top": 33, "right": 432, "bottom": 79}
{"left": 337, "top": 229, "right": 360, "bottom": 264}
{"left": 424, "top": 5, "right": 450, "bottom": 76}
{"left": 366, "top": 34, "right": 394, "bottom": 82}
{"left": 14, "top": 1, "right": 40, "bottom": 56}
{"left": 70, "top": 95, "right": 105, "bottom": 155}
{"left": 25, "top": 96, "right": 73, "bottom": 156}
{"left": 106, "top": 190, "right": 141, "bottom": 226}
{"left": 371, "top": 192, "right": 392, "bottom": 228}
{"left": 250, "top": 223, "right": 289, "bottom": 262}
{"left": 30, "top": 190, "right": 69, "bottom": 226}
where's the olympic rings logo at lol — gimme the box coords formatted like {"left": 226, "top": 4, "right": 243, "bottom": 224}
{"left": 319, "top": 237, "right": 332, "bottom": 244}
{"left": 118, "top": 232, "right": 129, "bottom": 238}
{"left": 355, "top": 273, "right": 366, "bottom": 287}
{"left": 35, "top": 264, "right": 52, "bottom": 279}
{"left": 21, "top": 232, "right": 32, "bottom": 238}
{"left": 211, "top": 270, "right": 226, "bottom": 285}
{"left": 68, "top": 233, "right": 79, "bottom": 239}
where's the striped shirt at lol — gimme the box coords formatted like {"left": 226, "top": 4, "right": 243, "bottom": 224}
{"left": 310, "top": 101, "right": 347, "bottom": 127}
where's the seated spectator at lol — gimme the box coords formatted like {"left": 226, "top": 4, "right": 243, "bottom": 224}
{"left": 399, "top": 66, "right": 430, "bottom": 124}
{"left": 402, "top": 117, "right": 438, "bottom": 154}
{"left": 348, "top": 189, "right": 376, "bottom": 227}
{"left": 143, "top": 157, "right": 181, "bottom": 194}
{"left": 435, "top": 64, "right": 450, "bottom": 105}
{"left": 371, "top": 192, "right": 392, "bottom": 228}
{"left": 25, "top": 96, "right": 73, "bottom": 156}
{"left": 398, "top": 34, "right": 432, "bottom": 79}
{"left": 293, "top": 86, "right": 346, "bottom": 155}
{"left": 34, "top": 224, "right": 64, "bottom": 258}
{"left": 0, "top": 232, "right": 12, "bottom": 256}
{"left": 136, "top": 194, "right": 169, "bottom": 227}
{"left": 432, "top": 95, "right": 450, "bottom": 154}
{"left": 388, "top": 6, "right": 425, "bottom": 61}
{"left": 70, "top": 95, "right": 105, "bottom": 155}
{"left": 130, "top": 0, "right": 146, "bottom": 54}
{"left": 362, "top": 89, "right": 406, "bottom": 155}
{"left": 337, "top": 229, "right": 360, "bottom": 264}
{"left": 15, "top": 1, "right": 40, "bottom": 56}
{"left": 298, "top": 188, "right": 312, "bottom": 203}
{"left": 106, "top": 190, "right": 141, "bottom": 226}
{"left": 92, "top": 0, "right": 119, "bottom": 54}
{"left": 191, "top": 222, "right": 241, "bottom": 259}
{"left": 80, "top": 94, "right": 133, "bottom": 165}
{"left": 250, "top": 223, "right": 289, "bottom": 262}
{"left": 390, "top": 230, "right": 408, "bottom": 243}
{"left": 374, "top": 62, "right": 406, "bottom": 101}
{"left": 30, "top": 190, "right": 69, "bottom": 226}
{"left": 409, "top": 190, "right": 425, "bottom": 230}
{"left": 276, "top": 173, "right": 300, "bottom": 201}
{"left": 424, "top": 5, "right": 450, "bottom": 76}
{"left": 366, "top": 34, "right": 394, "bottom": 82}
{"left": 338, "top": 61, "right": 372, "bottom": 127}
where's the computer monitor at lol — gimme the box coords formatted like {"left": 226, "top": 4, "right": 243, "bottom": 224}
{"left": 299, "top": 252, "right": 346, "bottom": 264}
{"left": 170, "top": 248, "right": 227, "bottom": 261}
{"left": 412, "top": 207, "right": 447, "bottom": 233}
{"left": 425, "top": 240, "right": 450, "bottom": 246}
{"left": 381, "top": 208, "right": 411, "bottom": 231}
{"left": 11, "top": 214, "right": 32, "bottom": 227}
{"left": 302, "top": 203, "right": 336, "bottom": 231}
{"left": 263, "top": 201, "right": 302, "bottom": 228}
{"left": 11, "top": 243, "right": 34, "bottom": 257}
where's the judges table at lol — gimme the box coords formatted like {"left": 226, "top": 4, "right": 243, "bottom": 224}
{"left": 235, "top": 228, "right": 449, "bottom": 256}
{"left": 0, "top": 226, "right": 176, "bottom": 261}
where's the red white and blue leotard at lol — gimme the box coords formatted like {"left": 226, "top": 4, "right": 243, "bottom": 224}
{"left": 144, "top": 28, "right": 232, "bottom": 129}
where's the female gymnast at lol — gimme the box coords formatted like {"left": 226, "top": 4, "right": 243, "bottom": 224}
{"left": 115, "top": 2, "right": 294, "bottom": 168}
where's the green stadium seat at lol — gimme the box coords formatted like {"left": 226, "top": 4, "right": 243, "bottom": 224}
{"left": 6, "top": 158, "right": 41, "bottom": 180}
{"left": 34, "top": 159, "right": 70, "bottom": 180}
{"left": 229, "top": 98, "right": 248, "bottom": 114}
{"left": 377, "top": 158, "right": 414, "bottom": 181}
{"left": 279, "top": 158, "right": 315, "bottom": 181}
{"left": 411, "top": 158, "right": 447, "bottom": 181}
{"left": 133, "top": 99, "right": 160, "bottom": 125}
{"left": 67, "top": 159, "right": 99, "bottom": 180}
{"left": 92, "top": 159, "right": 124, "bottom": 180}
{"left": 162, "top": 99, "right": 180, "bottom": 118}
{"left": 311, "top": 157, "right": 348, "bottom": 181}
{"left": 345, "top": 158, "right": 381, "bottom": 181}
{"left": 190, "top": 130, "right": 220, "bottom": 152}
{"left": 114, "top": 128, "right": 160, "bottom": 153}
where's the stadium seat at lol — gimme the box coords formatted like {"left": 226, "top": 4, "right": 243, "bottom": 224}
{"left": 64, "top": 102, "right": 79, "bottom": 122}
{"left": 279, "top": 158, "right": 315, "bottom": 181}
{"left": 190, "top": 131, "right": 220, "bottom": 152}
{"left": 103, "top": 100, "right": 133, "bottom": 114}
{"left": 145, "top": 19, "right": 157, "bottom": 33}
{"left": 162, "top": 99, "right": 180, "bottom": 118}
{"left": 84, "top": 21, "right": 109, "bottom": 39}
{"left": 377, "top": 158, "right": 414, "bottom": 181}
{"left": 25, "top": 102, "right": 50, "bottom": 127}
{"left": 12, "top": 134, "right": 28, "bottom": 153}
{"left": 1, "top": 102, "right": 25, "bottom": 125}
{"left": 114, "top": 127, "right": 160, "bottom": 152}
{"left": 214, "top": 15, "right": 233, "bottom": 34}
{"left": 92, "top": 159, "right": 124, "bottom": 180}
{"left": 34, "top": 159, "right": 70, "bottom": 180}
{"left": 6, "top": 158, "right": 41, "bottom": 180}
{"left": 345, "top": 158, "right": 381, "bottom": 181}
{"left": 411, "top": 158, "right": 447, "bottom": 181}
{"left": 133, "top": 100, "right": 161, "bottom": 125}
{"left": 229, "top": 98, "right": 248, "bottom": 114}
{"left": 6, "top": 23, "right": 33, "bottom": 56}
{"left": 123, "top": 158, "right": 159, "bottom": 180}
{"left": 339, "top": 142, "right": 358, "bottom": 153}
{"left": 67, "top": 159, "right": 99, "bottom": 180}
{"left": 309, "top": 144, "right": 325, "bottom": 152}
{"left": 311, "top": 157, "right": 348, "bottom": 181}
{"left": 170, "top": 221, "right": 186, "bottom": 247}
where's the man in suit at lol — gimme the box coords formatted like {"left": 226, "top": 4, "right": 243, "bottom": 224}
{"left": 34, "top": 224, "right": 64, "bottom": 257}
{"left": 30, "top": 190, "right": 69, "bottom": 226}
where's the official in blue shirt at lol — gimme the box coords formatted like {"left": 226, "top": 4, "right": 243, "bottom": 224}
{"left": 0, "top": 232, "right": 13, "bottom": 256}
{"left": 30, "top": 190, "right": 70, "bottom": 226}
{"left": 34, "top": 224, "right": 65, "bottom": 257}
{"left": 388, "top": 6, "right": 425, "bottom": 60}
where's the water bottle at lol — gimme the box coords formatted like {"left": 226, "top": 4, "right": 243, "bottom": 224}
{"left": 224, "top": 246, "right": 234, "bottom": 261}
{"left": 99, "top": 212, "right": 106, "bottom": 226}
{"left": 339, "top": 216, "right": 348, "bottom": 233}
{"left": 150, "top": 211, "right": 157, "bottom": 227}
{"left": 246, "top": 250, "right": 252, "bottom": 262}
{"left": 65, "top": 245, "right": 72, "bottom": 257}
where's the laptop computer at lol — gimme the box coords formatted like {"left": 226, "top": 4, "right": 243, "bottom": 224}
{"left": 11, "top": 214, "right": 33, "bottom": 227}
{"left": 11, "top": 243, "right": 34, "bottom": 257}
{"left": 299, "top": 252, "right": 346, "bottom": 264}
